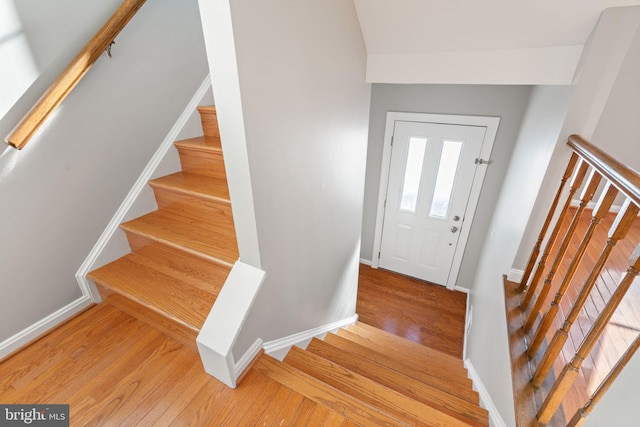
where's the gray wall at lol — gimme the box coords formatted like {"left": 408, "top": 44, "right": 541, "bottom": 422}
{"left": 0, "top": 0, "right": 208, "bottom": 347}
{"left": 361, "top": 84, "right": 531, "bottom": 288}
{"left": 210, "top": 0, "right": 371, "bottom": 358}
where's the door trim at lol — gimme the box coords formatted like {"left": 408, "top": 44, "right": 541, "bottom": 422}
{"left": 372, "top": 112, "right": 500, "bottom": 289}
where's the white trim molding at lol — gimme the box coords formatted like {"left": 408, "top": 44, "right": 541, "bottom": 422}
{"left": 465, "top": 359, "right": 508, "bottom": 427}
{"left": 507, "top": 269, "right": 524, "bottom": 284}
{"left": 233, "top": 338, "right": 263, "bottom": 380}
{"left": 372, "top": 112, "right": 500, "bottom": 290}
{"left": 263, "top": 315, "right": 359, "bottom": 358}
{"left": 0, "top": 296, "right": 93, "bottom": 360}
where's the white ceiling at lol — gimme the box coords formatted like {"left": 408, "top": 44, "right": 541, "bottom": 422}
{"left": 353, "top": 0, "right": 640, "bottom": 84}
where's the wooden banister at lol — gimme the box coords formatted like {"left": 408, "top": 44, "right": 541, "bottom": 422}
{"left": 567, "top": 331, "right": 640, "bottom": 426}
{"left": 527, "top": 183, "right": 618, "bottom": 357}
{"left": 517, "top": 153, "right": 579, "bottom": 293}
{"left": 521, "top": 160, "right": 589, "bottom": 310}
{"left": 568, "top": 134, "right": 640, "bottom": 206}
{"left": 5, "top": 0, "right": 147, "bottom": 150}
{"left": 531, "top": 200, "right": 639, "bottom": 388}
{"left": 538, "top": 240, "right": 640, "bottom": 423}
{"left": 523, "top": 168, "right": 601, "bottom": 332}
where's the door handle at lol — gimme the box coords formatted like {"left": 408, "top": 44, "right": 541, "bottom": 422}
{"left": 451, "top": 226, "right": 458, "bottom": 233}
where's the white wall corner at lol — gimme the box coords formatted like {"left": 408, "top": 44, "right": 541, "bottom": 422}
{"left": 507, "top": 269, "right": 524, "bottom": 284}
{"left": 196, "top": 261, "right": 265, "bottom": 388}
{"left": 262, "top": 315, "right": 359, "bottom": 361}
{"left": 0, "top": 296, "right": 93, "bottom": 360}
{"left": 465, "top": 359, "right": 509, "bottom": 427}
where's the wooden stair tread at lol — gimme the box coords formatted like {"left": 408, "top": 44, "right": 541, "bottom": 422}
{"left": 253, "top": 354, "right": 409, "bottom": 427}
{"left": 305, "top": 338, "right": 488, "bottom": 426}
{"left": 350, "top": 321, "right": 466, "bottom": 369}
{"left": 148, "top": 172, "right": 231, "bottom": 205}
{"left": 88, "top": 253, "right": 217, "bottom": 331}
{"left": 323, "top": 332, "right": 478, "bottom": 403}
{"left": 120, "top": 209, "right": 238, "bottom": 266}
{"left": 174, "top": 136, "right": 221, "bottom": 152}
{"left": 334, "top": 329, "right": 475, "bottom": 393}
{"left": 284, "top": 347, "right": 472, "bottom": 427}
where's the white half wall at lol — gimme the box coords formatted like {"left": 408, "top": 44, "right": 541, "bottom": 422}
{"left": 464, "top": 85, "right": 573, "bottom": 426}
{"left": 198, "top": 0, "right": 371, "bottom": 360}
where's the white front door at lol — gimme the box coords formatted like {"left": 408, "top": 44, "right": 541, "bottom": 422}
{"left": 378, "top": 120, "right": 488, "bottom": 286}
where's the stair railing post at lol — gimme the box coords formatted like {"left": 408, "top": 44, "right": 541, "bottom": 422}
{"left": 521, "top": 160, "right": 590, "bottom": 310}
{"left": 523, "top": 169, "right": 601, "bottom": 333}
{"left": 531, "top": 200, "right": 639, "bottom": 388}
{"left": 527, "top": 183, "right": 618, "bottom": 356}
{"left": 537, "top": 235, "right": 640, "bottom": 424}
{"left": 518, "top": 153, "right": 580, "bottom": 293}
{"left": 567, "top": 332, "right": 640, "bottom": 427}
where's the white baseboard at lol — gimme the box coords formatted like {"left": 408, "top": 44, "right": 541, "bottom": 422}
{"left": 233, "top": 338, "right": 263, "bottom": 380}
{"left": 0, "top": 296, "right": 93, "bottom": 360}
{"left": 263, "top": 315, "right": 359, "bottom": 357}
{"left": 75, "top": 75, "right": 212, "bottom": 298}
{"left": 454, "top": 285, "right": 470, "bottom": 293}
{"left": 465, "top": 359, "right": 508, "bottom": 427}
{"left": 359, "top": 258, "right": 372, "bottom": 266}
{"left": 507, "top": 269, "right": 524, "bottom": 284}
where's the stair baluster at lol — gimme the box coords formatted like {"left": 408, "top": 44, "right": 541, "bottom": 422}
{"left": 538, "top": 238, "right": 640, "bottom": 423}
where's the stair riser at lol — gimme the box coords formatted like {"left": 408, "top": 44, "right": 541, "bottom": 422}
{"left": 177, "top": 149, "right": 226, "bottom": 179}
{"left": 125, "top": 231, "right": 235, "bottom": 269}
{"left": 325, "top": 333, "right": 478, "bottom": 404}
{"left": 151, "top": 188, "right": 234, "bottom": 224}
{"left": 96, "top": 283, "right": 199, "bottom": 352}
{"left": 198, "top": 107, "right": 220, "bottom": 139}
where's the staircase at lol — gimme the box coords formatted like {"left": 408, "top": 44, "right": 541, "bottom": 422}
{"left": 249, "top": 322, "right": 489, "bottom": 426}
{"left": 88, "top": 106, "right": 237, "bottom": 351}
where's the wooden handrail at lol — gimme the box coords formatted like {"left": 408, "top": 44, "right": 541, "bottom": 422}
{"left": 568, "top": 134, "right": 640, "bottom": 206}
{"left": 5, "top": 0, "right": 147, "bottom": 150}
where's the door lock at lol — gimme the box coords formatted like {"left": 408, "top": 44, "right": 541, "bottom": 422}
{"left": 453, "top": 215, "right": 460, "bottom": 221}
{"left": 451, "top": 226, "right": 459, "bottom": 233}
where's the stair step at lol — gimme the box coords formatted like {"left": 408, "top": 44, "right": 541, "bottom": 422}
{"left": 337, "top": 329, "right": 472, "bottom": 389}
{"left": 306, "top": 338, "right": 488, "bottom": 426}
{"left": 120, "top": 209, "right": 238, "bottom": 267}
{"left": 174, "top": 136, "right": 226, "bottom": 179}
{"left": 284, "top": 347, "right": 471, "bottom": 427}
{"left": 349, "top": 321, "right": 466, "bottom": 370}
{"left": 324, "top": 334, "right": 479, "bottom": 404}
{"left": 253, "top": 354, "right": 408, "bottom": 426}
{"left": 197, "top": 106, "right": 220, "bottom": 140}
{"left": 149, "top": 172, "right": 233, "bottom": 219}
{"left": 88, "top": 253, "right": 218, "bottom": 350}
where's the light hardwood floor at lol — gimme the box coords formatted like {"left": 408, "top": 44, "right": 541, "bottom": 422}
{"left": 0, "top": 265, "right": 467, "bottom": 426}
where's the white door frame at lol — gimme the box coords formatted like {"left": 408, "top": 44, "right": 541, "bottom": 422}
{"left": 371, "top": 112, "right": 500, "bottom": 290}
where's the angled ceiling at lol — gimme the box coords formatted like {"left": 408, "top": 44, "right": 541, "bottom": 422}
{"left": 354, "top": 0, "right": 640, "bottom": 84}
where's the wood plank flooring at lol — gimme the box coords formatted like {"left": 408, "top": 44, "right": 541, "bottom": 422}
{"left": 0, "top": 264, "right": 467, "bottom": 426}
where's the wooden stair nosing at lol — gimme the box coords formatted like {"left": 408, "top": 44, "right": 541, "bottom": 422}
{"left": 148, "top": 172, "right": 232, "bottom": 206}
{"left": 324, "top": 332, "right": 478, "bottom": 404}
{"left": 120, "top": 211, "right": 238, "bottom": 267}
{"left": 336, "top": 329, "right": 473, "bottom": 389}
{"left": 306, "top": 338, "right": 488, "bottom": 426}
{"left": 126, "top": 233, "right": 232, "bottom": 285}
{"left": 95, "top": 284, "right": 198, "bottom": 352}
{"left": 284, "top": 346, "right": 472, "bottom": 427}
{"left": 174, "top": 136, "right": 222, "bottom": 153}
{"left": 87, "top": 254, "right": 216, "bottom": 330}
{"left": 253, "top": 355, "right": 410, "bottom": 427}
{"left": 351, "top": 322, "right": 466, "bottom": 369}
